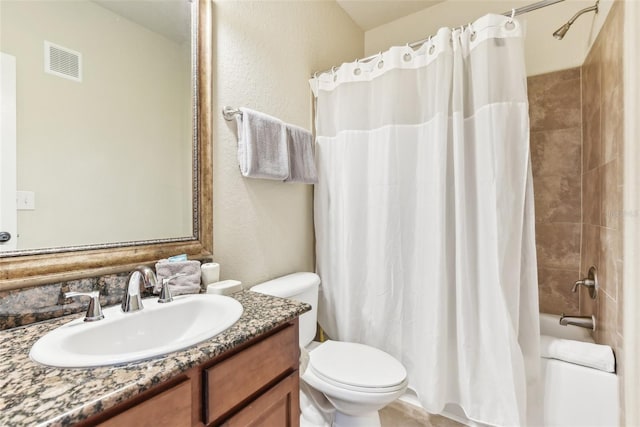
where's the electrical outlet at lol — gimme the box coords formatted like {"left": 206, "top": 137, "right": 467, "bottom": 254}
{"left": 16, "top": 191, "right": 35, "bottom": 210}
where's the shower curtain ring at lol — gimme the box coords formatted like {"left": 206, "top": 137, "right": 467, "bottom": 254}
{"left": 509, "top": 8, "right": 516, "bottom": 22}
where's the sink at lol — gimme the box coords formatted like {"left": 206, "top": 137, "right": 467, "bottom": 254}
{"left": 29, "top": 294, "right": 243, "bottom": 368}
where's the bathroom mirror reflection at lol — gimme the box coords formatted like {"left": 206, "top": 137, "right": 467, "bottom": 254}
{"left": 0, "top": 0, "right": 195, "bottom": 254}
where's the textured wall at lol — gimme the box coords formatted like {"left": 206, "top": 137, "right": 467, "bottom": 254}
{"left": 528, "top": 68, "right": 582, "bottom": 315}
{"left": 211, "top": 1, "right": 363, "bottom": 287}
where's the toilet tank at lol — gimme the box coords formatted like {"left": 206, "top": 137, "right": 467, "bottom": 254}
{"left": 250, "top": 272, "right": 319, "bottom": 347}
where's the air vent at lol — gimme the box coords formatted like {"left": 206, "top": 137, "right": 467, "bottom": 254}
{"left": 44, "top": 41, "right": 82, "bottom": 82}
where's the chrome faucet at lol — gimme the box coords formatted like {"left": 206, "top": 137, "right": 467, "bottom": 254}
{"left": 122, "top": 266, "right": 157, "bottom": 313}
{"left": 65, "top": 291, "right": 104, "bottom": 322}
{"left": 560, "top": 313, "right": 596, "bottom": 330}
{"left": 157, "top": 273, "right": 186, "bottom": 304}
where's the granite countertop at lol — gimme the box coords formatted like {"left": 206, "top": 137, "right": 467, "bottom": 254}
{"left": 0, "top": 290, "right": 310, "bottom": 427}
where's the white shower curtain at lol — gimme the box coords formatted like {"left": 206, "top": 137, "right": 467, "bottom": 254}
{"left": 310, "top": 14, "right": 540, "bottom": 427}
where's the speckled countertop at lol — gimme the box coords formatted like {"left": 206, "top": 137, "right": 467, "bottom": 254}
{"left": 0, "top": 291, "right": 309, "bottom": 427}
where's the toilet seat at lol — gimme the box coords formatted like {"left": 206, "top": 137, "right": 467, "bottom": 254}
{"left": 308, "top": 341, "right": 407, "bottom": 394}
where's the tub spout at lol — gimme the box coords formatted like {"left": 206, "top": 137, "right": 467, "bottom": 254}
{"left": 559, "top": 313, "right": 596, "bottom": 331}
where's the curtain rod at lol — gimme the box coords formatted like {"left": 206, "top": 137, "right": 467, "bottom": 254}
{"left": 311, "top": 0, "right": 565, "bottom": 77}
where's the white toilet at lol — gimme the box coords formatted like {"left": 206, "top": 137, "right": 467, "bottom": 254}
{"left": 251, "top": 272, "right": 408, "bottom": 427}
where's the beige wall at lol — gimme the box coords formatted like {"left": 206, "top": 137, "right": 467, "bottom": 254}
{"left": 0, "top": 1, "right": 192, "bottom": 250}
{"left": 211, "top": 1, "right": 363, "bottom": 287}
{"left": 364, "top": 0, "right": 613, "bottom": 76}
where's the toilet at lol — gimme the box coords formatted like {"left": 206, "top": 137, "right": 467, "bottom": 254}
{"left": 251, "top": 272, "right": 408, "bottom": 427}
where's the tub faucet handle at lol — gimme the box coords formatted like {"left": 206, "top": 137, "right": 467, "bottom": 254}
{"left": 572, "top": 278, "right": 595, "bottom": 292}
{"left": 65, "top": 291, "right": 105, "bottom": 322}
{"left": 572, "top": 265, "right": 598, "bottom": 299}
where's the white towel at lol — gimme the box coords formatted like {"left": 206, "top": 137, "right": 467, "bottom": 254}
{"left": 285, "top": 124, "right": 318, "bottom": 184}
{"left": 236, "top": 108, "right": 289, "bottom": 180}
{"left": 154, "top": 259, "right": 202, "bottom": 296}
{"left": 540, "top": 334, "right": 615, "bottom": 373}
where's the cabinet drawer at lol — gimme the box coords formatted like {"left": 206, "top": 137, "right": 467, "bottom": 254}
{"left": 222, "top": 373, "right": 300, "bottom": 427}
{"left": 98, "top": 379, "right": 191, "bottom": 427}
{"left": 204, "top": 324, "right": 298, "bottom": 425}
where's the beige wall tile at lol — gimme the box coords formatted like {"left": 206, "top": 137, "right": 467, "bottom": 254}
{"left": 601, "top": 160, "right": 622, "bottom": 229}
{"left": 599, "top": 227, "right": 622, "bottom": 299}
{"left": 600, "top": 2, "right": 624, "bottom": 100}
{"left": 534, "top": 175, "right": 581, "bottom": 223}
{"left": 538, "top": 268, "right": 580, "bottom": 314}
{"left": 582, "top": 52, "right": 601, "bottom": 121}
{"left": 602, "top": 84, "right": 623, "bottom": 164}
{"left": 535, "top": 223, "right": 581, "bottom": 270}
{"left": 582, "top": 104, "right": 602, "bottom": 172}
{"left": 528, "top": 69, "right": 581, "bottom": 132}
{"left": 582, "top": 167, "right": 602, "bottom": 226}
{"left": 528, "top": 68, "right": 584, "bottom": 317}
{"left": 580, "top": 224, "right": 601, "bottom": 276}
{"left": 530, "top": 128, "right": 581, "bottom": 177}
{"left": 595, "top": 289, "right": 617, "bottom": 349}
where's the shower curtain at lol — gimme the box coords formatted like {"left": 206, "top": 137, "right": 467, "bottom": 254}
{"left": 310, "top": 14, "right": 540, "bottom": 427}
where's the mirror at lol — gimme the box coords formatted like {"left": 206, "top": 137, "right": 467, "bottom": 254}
{"left": 1, "top": 0, "right": 195, "bottom": 253}
{"left": 0, "top": 0, "right": 212, "bottom": 290}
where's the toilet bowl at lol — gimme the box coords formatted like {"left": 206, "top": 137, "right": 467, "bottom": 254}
{"left": 251, "top": 272, "right": 408, "bottom": 427}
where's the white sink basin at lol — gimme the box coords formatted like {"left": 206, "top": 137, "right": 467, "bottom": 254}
{"left": 29, "top": 294, "right": 243, "bottom": 368}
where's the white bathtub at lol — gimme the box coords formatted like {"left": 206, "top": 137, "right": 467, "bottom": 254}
{"left": 399, "top": 313, "right": 619, "bottom": 426}
{"left": 539, "top": 313, "right": 618, "bottom": 427}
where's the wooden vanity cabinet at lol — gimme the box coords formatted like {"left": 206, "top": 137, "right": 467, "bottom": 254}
{"left": 82, "top": 320, "right": 300, "bottom": 427}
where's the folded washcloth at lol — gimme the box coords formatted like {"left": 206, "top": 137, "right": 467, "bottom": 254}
{"left": 154, "top": 259, "right": 202, "bottom": 296}
{"left": 285, "top": 124, "right": 318, "bottom": 184}
{"left": 540, "top": 334, "right": 615, "bottom": 373}
{"left": 236, "top": 108, "right": 289, "bottom": 180}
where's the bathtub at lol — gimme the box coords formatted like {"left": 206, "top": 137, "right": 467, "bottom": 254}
{"left": 399, "top": 313, "right": 619, "bottom": 426}
{"left": 539, "top": 313, "right": 618, "bottom": 427}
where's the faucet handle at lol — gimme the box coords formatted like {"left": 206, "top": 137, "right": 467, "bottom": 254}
{"left": 572, "top": 265, "right": 598, "bottom": 299}
{"left": 65, "top": 291, "right": 104, "bottom": 322}
{"left": 158, "top": 273, "right": 186, "bottom": 303}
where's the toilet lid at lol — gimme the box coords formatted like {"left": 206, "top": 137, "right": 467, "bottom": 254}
{"left": 308, "top": 341, "right": 407, "bottom": 391}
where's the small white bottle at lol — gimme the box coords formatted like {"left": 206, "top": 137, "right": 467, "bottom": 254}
{"left": 201, "top": 262, "right": 220, "bottom": 285}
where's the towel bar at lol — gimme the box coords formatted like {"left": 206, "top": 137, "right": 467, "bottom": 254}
{"left": 222, "top": 106, "right": 242, "bottom": 121}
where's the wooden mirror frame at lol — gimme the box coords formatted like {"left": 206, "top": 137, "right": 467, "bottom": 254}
{"left": 0, "top": 0, "right": 213, "bottom": 291}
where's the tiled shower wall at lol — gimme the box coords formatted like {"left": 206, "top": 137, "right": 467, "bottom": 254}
{"left": 579, "top": 0, "right": 624, "bottom": 357}
{"left": 529, "top": 68, "right": 582, "bottom": 315}
{"left": 529, "top": 1, "right": 624, "bottom": 356}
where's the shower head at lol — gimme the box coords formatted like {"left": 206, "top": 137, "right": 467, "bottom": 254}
{"left": 553, "top": 1, "right": 599, "bottom": 40}
{"left": 553, "top": 22, "right": 572, "bottom": 40}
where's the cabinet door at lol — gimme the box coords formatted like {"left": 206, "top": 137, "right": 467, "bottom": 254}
{"left": 204, "top": 324, "right": 298, "bottom": 424}
{"left": 222, "top": 373, "right": 300, "bottom": 427}
{"left": 98, "top": 380, "right": 192, "bottom": 427}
